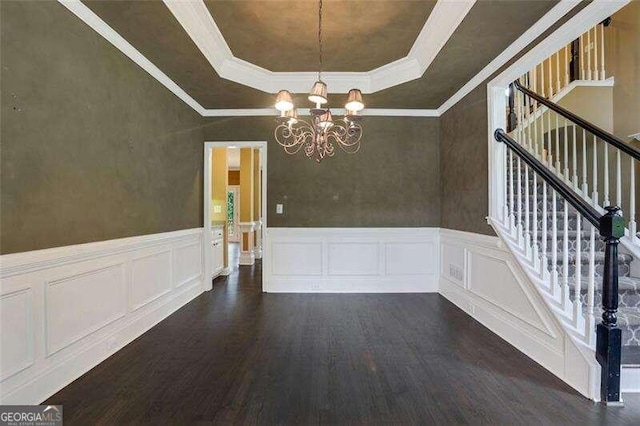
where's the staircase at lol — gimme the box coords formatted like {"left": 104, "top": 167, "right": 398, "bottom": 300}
{"left": 490, "top": 20, "right": 640, "bottom": 403}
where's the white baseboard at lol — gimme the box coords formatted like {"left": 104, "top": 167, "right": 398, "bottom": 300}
{"left": 264, "top": 228, "right": 439, "bottom": 293}
{"left": 0, "top": 228, "right": 205, "bottom": 404}
{"left": 438, "top": 228, "right": 599, "bottom": 400}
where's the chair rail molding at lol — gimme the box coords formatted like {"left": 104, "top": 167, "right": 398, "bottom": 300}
{"left": 0, "top": 228, "right": 205, "bottom": 405}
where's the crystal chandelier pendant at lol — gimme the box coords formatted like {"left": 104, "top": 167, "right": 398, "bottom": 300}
{"left": 273, "top": 0, "right": 364, "bottom": 163}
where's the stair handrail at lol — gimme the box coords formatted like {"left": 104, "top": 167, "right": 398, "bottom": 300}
{"left": 495, "top": 129, "right": 602, "bottom": 227}
{"left": 495, "top": 128, "right": 625, "bottom": 404}
{"left": 513, "top": 80, "right": 640, "bottom": 161}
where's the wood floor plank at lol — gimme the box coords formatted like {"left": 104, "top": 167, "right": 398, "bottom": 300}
{"left": 45, "top": 252, "right": 640, "bottom": 424}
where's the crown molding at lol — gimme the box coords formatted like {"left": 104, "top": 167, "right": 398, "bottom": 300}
{"left": 163, "top": 0, "right": 476, "bottom": 94}
{"left": 202, "top": 108, "right": 439, "bottom": 117}
{"left": 58, "top": 0, "right": 207, "bottom": 116}
{"left": 59, "top": 0, "right": 618, "bottom": 119}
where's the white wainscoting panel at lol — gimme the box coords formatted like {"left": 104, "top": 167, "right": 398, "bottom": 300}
{"left": 438, "top": 228, "right": 600, "bottom": 400}
{"left": 130, "top": 251, "right": 172, "bottom": 311}
{"left": 0, "top": 289, "right": 34, "bottom": 381}
{"left": 45, "top": 264, "right": 127, "bottom": 356}
{"left": 265, "top": 228, "right": 439, "bottom": 293}
{"left": 0, "top": 228, "right": 204, "bottom": 404}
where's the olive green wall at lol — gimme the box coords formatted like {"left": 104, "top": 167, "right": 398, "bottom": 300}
{"left": 439, "top": 87, "right": 494, "bottom": 236}
{"left": 203, "top": 116, "right": 441, "bottom": 227}
{"left": 1, "top": 1, "right": 204, "bottom": 254}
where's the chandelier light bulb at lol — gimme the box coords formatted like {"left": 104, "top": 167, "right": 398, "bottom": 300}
{"left": 286, "top": 108, "right": 299, "bottom": 126}
{"left": 275, "top": 90, "right": 294, "bottom": 112}
{"left": 317, "top": 110, "right": 334, "bottom": 130}
{"left": 345, "top": 89, "right": 364, "bottom": 112}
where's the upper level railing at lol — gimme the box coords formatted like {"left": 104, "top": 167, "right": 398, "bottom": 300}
{"left": 494, "top": 128, "right": 625, "bottom": 404}
{"left": 509, "top": 74, "right": 639, "bottom": 248}
{"left": 526, "top": 19, "right": 611, "bottom": 102}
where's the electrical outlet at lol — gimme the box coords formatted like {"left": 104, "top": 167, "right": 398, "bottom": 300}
{"left": 449, "top": 264, "right": 464, "bottom": 282}
{"left": 311, "top": 282, "right": 321, "bottom": 290}
{"left": 213, "top": 205, "right": 222, "bottom": 213}
{"left": 276, "top": 204, "right": 284, "bottom": 214}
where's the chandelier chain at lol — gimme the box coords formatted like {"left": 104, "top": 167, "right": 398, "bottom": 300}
{"left": 318, "top": 0, "right": 323, "bottom": 81}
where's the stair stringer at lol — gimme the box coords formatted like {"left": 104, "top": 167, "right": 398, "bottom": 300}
{"left": 439, "top": 227, "right": 600, "bottom": 400}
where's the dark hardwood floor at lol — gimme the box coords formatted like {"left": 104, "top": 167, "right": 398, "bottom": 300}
{"left": 46, "top": 245, "right": 640, "bottom": 424}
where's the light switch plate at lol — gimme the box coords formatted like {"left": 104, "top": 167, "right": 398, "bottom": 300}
{"left": 213, "top": 205, "right": 222, "bottom": 213}
{"left": 276, "top": 204, "right": 284, "bottom": 214}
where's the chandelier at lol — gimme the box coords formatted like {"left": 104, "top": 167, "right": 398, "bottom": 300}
{"left": 274, "top": 0, "right": 365, "bottom": 163}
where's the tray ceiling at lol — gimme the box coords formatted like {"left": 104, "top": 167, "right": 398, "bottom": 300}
{"left": 204, "top": 0, "right": 436, "bottom": 72}
{"left": 82, "top": 0, "right": 564, "bottom": 110}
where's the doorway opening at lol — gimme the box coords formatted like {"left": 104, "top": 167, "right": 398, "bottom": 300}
{"left": 203, "top": 141, "right": 267, "bottom": 292}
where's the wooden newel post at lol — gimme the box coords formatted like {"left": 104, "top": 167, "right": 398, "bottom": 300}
{"left": 596, "top": 205, "right": 625, "bottom": 404}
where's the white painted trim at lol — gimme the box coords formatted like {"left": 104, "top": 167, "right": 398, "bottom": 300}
{"left": 60, "top": 0, "right": 624, "bottom": 118}
{"left": 439, "top": 228, "right": 600, "bottom": 400}
{"left": 201, "top": 108, "right": 440, "bottom": 117}
{"left": 0, "top": 228, "right": 205, "bottom": 404}
{"left": 164, "top": 0, "right": 475, "bottom": 94}
{"left": 264, "top": 228, "right": 439, "bottom": 293}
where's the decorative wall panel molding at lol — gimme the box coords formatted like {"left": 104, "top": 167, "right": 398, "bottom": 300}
{"left": 265, "top": 228, "right": 439, "bottom": 293}
{"left": 0, "top": 228, "right": 204, "bottom": 404}
{"left": 438, "top": 228, "right": 600, "bottom": 399}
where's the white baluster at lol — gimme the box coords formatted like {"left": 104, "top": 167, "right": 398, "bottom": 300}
{"left": 582, "top": 129, "right": 589, "bottom": 197}
{"left": 541, "top": 62, "right": 546, "bottom": 98}
{"left": 555, "top": 51, "right": 561, "bottom": 95}
{"left": 573, "top": 214, "right": 584, "bottom": 330}
{"left": 603, "top": 142, "right": 610, "bottom": 207}
{"left": 580, "top": 33, "right": 585, "bottom": 80}
{"left": 562, "top": 200, "right": 570, "bottom": 310}
{"left": 525, "top": 165, "right": 532, "bottom": 260}
{"left": 594, "top": 25, "right": 599, "bottom": 80}
{"left": 547, "top": 109, "right": 552, "bottom": 169}
{"left": 564, "top": 44, "right": 570, "bottom": 87}
{"left": 600, "top": 23, "right": 606, "bottom": 80}
{"left": 586, "top": 223, "right": 596, "bottom": 346}
{"left": 587, "top": 28, "right": 592, "bottom": 80}
{"left": 547, "top": 58, "right": 553, "bottom": 97}
{"left": 503, "top": 144, "right": 509, "bottom": 227}
{"left": 563, "top": 119, "right": 569, "bottom": 181}
{"left": 555, "top": 115, "right": 560, "bottom": 173}
{"left": 517, "top": 157, "right": 524, "bottom": 246}
{"left": 592, "top": 135, "right": 599, "bottom": 207}
{"left": 509, "top": 150, "right": 515, "bottom": 231}
{"left": 630, "top": 161, "right": 637, "bottom": 239}
{"left": 551, "top": 189, "right": 559, "bottom": 297}
{"left": 532, "top": 172, "right": 539, "bottom": 270}
{"left": 572, "top": 125, "right": 578, "bottom": 190}
{"left": 540, "top": 181, "right": 549, "bottom": 281}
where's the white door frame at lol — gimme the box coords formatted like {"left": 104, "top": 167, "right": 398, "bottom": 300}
{"left": 203, "top": 141, "right": 268, "bottom": 291}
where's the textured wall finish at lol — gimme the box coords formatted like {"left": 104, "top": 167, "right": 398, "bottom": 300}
{"left": 1, "top": 1, "right": 204, "bottom": 254}
{"left": 202, "top": 116, "right": 441, "bottom": 228}
{"left": 440, "top": 87, "right": 493, "bottom": 236}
